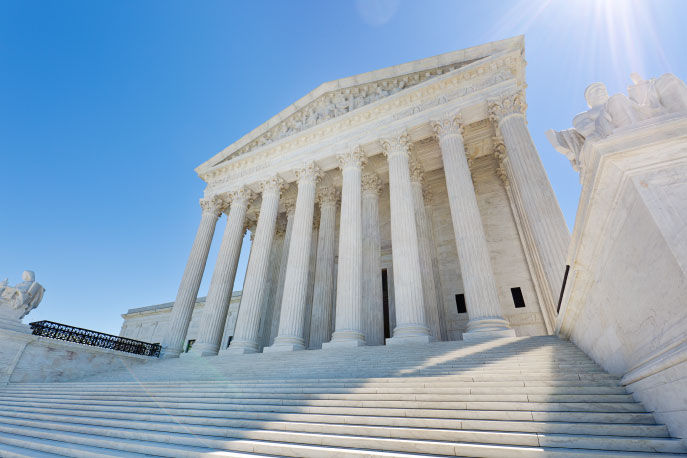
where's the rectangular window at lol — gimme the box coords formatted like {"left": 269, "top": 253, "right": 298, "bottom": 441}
{"left": 382, "top": 269, "right": 390, "bottom": 339}
{"left": 455, "top": 294, "right": 467, "bottom": 314}
{"left": 511, "top": 287, "right": 526, "bottom": 308}
{"left": 186, "top": 339, "right": 195, "bottom": 352}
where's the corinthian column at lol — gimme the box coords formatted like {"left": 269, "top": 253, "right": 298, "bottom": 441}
{"left": 258, "top": 218, "right": 285, "bottom": 350}
{"left": 409, "top": 157, "right": 442, "bottom": 341}
{"left": 381, "top": 132, "right": 431, "bottom": 344}
{"left": 266, "top": 162, "right": 322, "bottom": 352}
{"left": 227, "top": 176, "right": 287, "bottom": 353}
{"left": 423, "top": 186, "right": 448, "bottom": 341}
{"left": 308, "top": 186, "right": 338, "bottom": 349}
{"left": 189, "top": 187, "right": 255, "bottom": 356}
{"left": 324, "top": 148, "right": 367, "bottom": 348}
{"left": 267, "top": 198, "right": 295, "bottom": 345}
{"left": 432, "top": 114, "right": 515, "bottom": 341}
{"left": 161, "top": 196, "right": 224, "bottom": 358}
{"left": 489, "top": 91, "right": 570, "bottom": 332}
{"left": 361, "top": 172, "right": 384, "bottom": 346}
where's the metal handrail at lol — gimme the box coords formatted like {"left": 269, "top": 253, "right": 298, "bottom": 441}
{"left": 29, "top": 320, "right": 161, "bottom": 357}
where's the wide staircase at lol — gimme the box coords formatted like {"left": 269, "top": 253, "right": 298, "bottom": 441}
{"left": 0, "top": 336, "right": 684, "bottom": 457}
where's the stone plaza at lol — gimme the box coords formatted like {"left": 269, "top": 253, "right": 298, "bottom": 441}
{"left": 1, "top": 36, "right": 686, "bottom": 457}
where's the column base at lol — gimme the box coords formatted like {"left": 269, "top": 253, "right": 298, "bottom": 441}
{"left": 264, "top": 335, "right": 306, "bottom": 353}
{"left": 223, "top": 339, "right": 259, "bottom": 355}
{"left": 160, "top": 347, "right": 182, "bottom": 359}
{"left": 185, "top": 342, "right": 219, "bottom": 357}
{"left": 386, "top": 334, "right": 433, "bottom": 346}
{"left": 390, "top": 323, "right": 432, "bottom": 340}
{"left": 464, "top": 317, "right": 516, "bottom": 341}
{"left": 263, "top": 343, "right": 306, "bottom": 353}
{"left": 322, "top": 330, "right": 365, "bottom": 349}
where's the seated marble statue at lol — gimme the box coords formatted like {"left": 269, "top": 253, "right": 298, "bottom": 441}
{"left": 549, "top": 73, "right": 687, "bottom": 175}
{"left": 0, "top": 271, "right": 45, "bottom": 320}
{"left": 628, "top": 73, "right": 687, "bottom": 114}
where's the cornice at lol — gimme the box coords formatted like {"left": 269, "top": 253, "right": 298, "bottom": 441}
{"left": 200, "top": 50, "right": 524, "bottom": 189}
{"left": 197, "top": 36, "right": 524, "bottom": 175}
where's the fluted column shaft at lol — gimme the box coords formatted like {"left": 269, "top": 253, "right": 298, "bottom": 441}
{"left": 268, "top": 203, "right": 295, "bottom": 345}
{"left": 409, "top": 163, "right": 442, "bottom": 341}
{"left": 324, "top": 149, "right": 366, "bottom": 348}
{"left": 490, "top": 92, "right": 570, "bottom": 331}
{"left": 424, "top": 189, "right": 448, "bottom": 341}
{"left": 308, "top": 188, "right": 337, "bottom": 349}
{"left": 302, "top": 221, "right": 319, "bottom": 348}
{"left": 161, "top": 197, "right": 223, "bottom": 358}
{"left": 361, "top": 173, "right": 384, "bottom": 346}
{"left": 227, "top": 177, "right": 286, "bottom": 353}
{"left": 189, "top": 189, "right": 254, "bottom": 356}
{"left": 432, "top": 115, "right": 515, "bottom": 340}
{"left": 381, "top": 132, "right": 431, "bottom": 344}
{"left": 266, "top": 163, "right": 321, "bottom": 352}
{"left": 258, "top": 224, "right": 285, "bottom": 350}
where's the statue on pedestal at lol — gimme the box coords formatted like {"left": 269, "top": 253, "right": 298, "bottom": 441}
{"left": 547, "top": 73, "right": 687, "bottom": 175}
{"left": 0, "top": 271, "right": 45, "bottom": 332}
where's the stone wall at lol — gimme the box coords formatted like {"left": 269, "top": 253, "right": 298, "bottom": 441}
{"left": 0, "top": 328, "right": 152, "bottom": 383}
{"left": 557, "top": 116, "right": 687, "bottom": 442}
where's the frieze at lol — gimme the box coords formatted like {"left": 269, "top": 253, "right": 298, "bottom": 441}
{"left": 203, "top": 54, "right": 522, "bottom": 191}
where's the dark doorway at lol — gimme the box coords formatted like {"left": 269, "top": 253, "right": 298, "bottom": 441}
{"left": 382, "top": 269, "right": 391, "bottom": 339}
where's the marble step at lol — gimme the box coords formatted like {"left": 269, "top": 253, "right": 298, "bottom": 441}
{"left": 0, "top": 415, "right": 684, "bottom": 457}
{"left": 0, "top": 404, "right": 671, "bottom": 438}
{"left": 0, "top": 399, "right": 658, "bottom": 423}
{"left": 0, "top": 394, "right": 645, "bottom": 412}
{"left": 0, "top": 391, "right": 636, "bottom": 403}
{"left": 0, "top": 428, "right": 273, "bottom": 458}
{"left": 10, "top": 376, "right": 624, "bottom": 389}
{"left": 77, "top": 373, "right": 621, "bottom": 383}
{"left": 0, "top": 439, "right": 71, "bottom": 458}
{"left": 2, "top": 385, "right": 630, "bottom": 396}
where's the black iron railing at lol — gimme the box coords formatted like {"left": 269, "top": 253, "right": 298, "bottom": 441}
{"left": 29, "top": 320, "right": 161, "bottom": 357}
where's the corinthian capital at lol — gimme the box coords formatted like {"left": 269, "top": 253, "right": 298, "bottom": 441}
{"left": 337, "top": 146, "right": 367, "bottom": 170}
{"left": 409, "top": 155, "right": 425, "bottom": 184}
{"left": 380, "top": 130, "right": 411, "bottom": 158}
{"left": 228, "top": 186, "right": 256, "bottom": 208}
{"left": 283, "top": 197, "right": 297, "bottom": 215}
{"left": 260, "top": 175, "right": 288, "bottom": 196}
{"left": 488, "top": 90, "right": 527, "bottom": 124}
{"left": 317, "top": 186, "right": 339, "bottom": 208}
{"left": 294, "top": 161, "right": 323, "bottom": 185}
{"left": 361, "top": 172, "right": 382, "bottom": 196}
{"left": 431, "top": 113, "right": 464, "bottom": 141}
{"left": 199, "top": 195, "right": 225, "bottom": 217}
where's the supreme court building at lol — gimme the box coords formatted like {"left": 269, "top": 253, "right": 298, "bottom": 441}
{"left": 156, "top": 36, "right": 570, "bottom": 359}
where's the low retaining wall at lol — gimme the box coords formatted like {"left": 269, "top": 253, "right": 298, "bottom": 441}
{"left": 0, "top": 328, "right": 153, "bottom": 383}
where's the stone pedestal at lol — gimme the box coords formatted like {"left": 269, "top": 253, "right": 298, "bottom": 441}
{"left": 324, "top": 149, "right": 367, "bottom": 349}
{"left": 226, "top": 177, "right": 286, "bottom": 354}
{"left": 161, "top": 197, "right": 223, "bottom": 358}
{"left": 432, "top": 115, "right": 515, "bottom": 340}
{"left": 266, "top": 163, "right": 321, "bottom": 352}
{"left": 189, "top": 188, "right": 253, "bottom": 357}
{"left": 381, "top": 132, "right": 432, "bottom": 345}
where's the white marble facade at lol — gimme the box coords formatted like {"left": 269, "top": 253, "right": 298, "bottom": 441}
{"left": 156, "top": 36, "right": 568, "bottom": 358}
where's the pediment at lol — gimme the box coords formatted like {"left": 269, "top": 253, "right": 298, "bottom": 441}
{"left": 197, "top": 36, "right": 524, "bottom": 174}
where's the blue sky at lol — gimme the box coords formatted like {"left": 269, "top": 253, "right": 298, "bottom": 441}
{"left": 2, "top": 0, "right": 685, "bottom": 335}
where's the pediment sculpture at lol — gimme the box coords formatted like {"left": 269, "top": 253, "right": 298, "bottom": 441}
{"left": 547, "top": 73, "right": 687, "bottom": 173}
{"left": 0, "top": 270, "right": 45, "bottom": 322}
